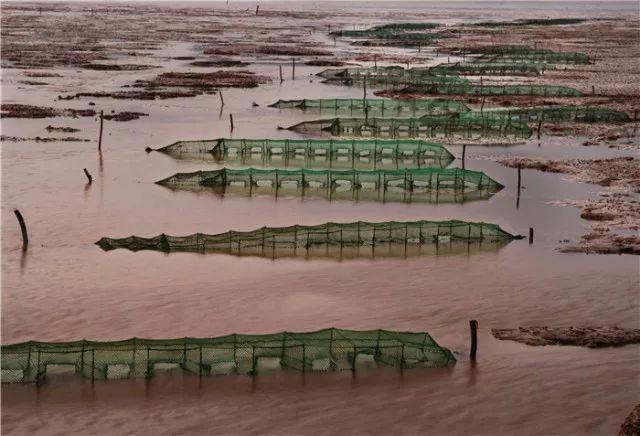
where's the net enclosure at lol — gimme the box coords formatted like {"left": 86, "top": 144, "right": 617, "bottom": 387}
{"left": 1, "top": 328, "right": 456, "bottom": 384}
{"left": 156, "top": 167, "right": 503, "bottom": 204}
{"left": 319, "top": 71, "right": 469, "bottom": 89}
{"left": 269, "top": 98, "right": 470, "bottom": 116}
{"left": 443, "top": 62, "right": 552, "bottom": 76}
{"left": 487, "top": 106, "right": 631, "bottom": 123}
{"left": 454, "top": 45, "right": 590, "bottom": 64}
{"left": 394, "top": 83, "right": 583, "bottom": 97}
{"left": 154, "top": 138, "right": 455, "bottom": 169}
{"left": 286, "top": 114, "right": 532, "bottom": 140}
{"left": 96, "top": 220, "right": 520, "bottom": 259}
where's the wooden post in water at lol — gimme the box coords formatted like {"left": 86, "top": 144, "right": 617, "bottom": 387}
{"left": 469, "top": 320, "right": 478, "bottom": 360}
{"left": 461, "top": 144, "right": 466, "bottom": 170}
{"left": 14, "top": 209, "right": 28, "bottom": 246}
{"left": 279, "top": 65, "right": 283, "bottom": 83}
{"left": 517, "top": 163, "right": 522, "bottom": 205}
{"left": 374, "top": 54, "right": 377, "bottom": 70}
{"left": 292, "top": 58, "right": 295, "bottom": 80}
{"left": 229, "top": 114, "right": 234, "bottom": 131}
{"left": 97, "top": 110, "right": 104, "bottom": 151}
{"left": 529, "top": 227, "right": 534, "bottom": 244}
{"left": 255, "top": 4, "right": 259, "bottom": 15}
{"left": 219, "top": 91, "right": 224, "bottom": 107}
{"left": 591, "top": 85, "right": 595, "bottom": 96}
{"left": 83, "top": 168, "right": 93, "bottom": 184}
{"left": 537, "top": 118, "right": 543, "bottom": 140}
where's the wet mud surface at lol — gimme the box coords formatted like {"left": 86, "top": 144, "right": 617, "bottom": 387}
{"left": 492, "top": 326, "right": 640, "bottom": 348}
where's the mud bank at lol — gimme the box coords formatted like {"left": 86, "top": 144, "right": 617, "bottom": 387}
{"left": 0, "top": 104, "right": 95, "bottom": 119}
{"left": 619, "top": 404, "right": 640, "bottom": 436}
{"left": 500, "top": 157, "right": 640, "bottom": 254}
{"left": 1, "top": 135, "right": 90, "bottom": 142}
{"left": 134, "top": 70, "right": 271, "bottom": 93}
{"left": 103, "top": 111, "right": 148, "bottom": 122}
{"left": 498, "top": 157, "right": 639, "bottom": 192}
{"left": 492, "top": 327, "right": 640, "bottom": 348}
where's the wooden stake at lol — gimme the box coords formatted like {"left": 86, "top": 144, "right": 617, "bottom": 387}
{"left": 14, "top": 209, "right": 28, "bottom": 246}
{"left": 469, "top": 320, "right": 478, "bottom": 360}
{"left": 97, "top": 110, "right": 104, "bottom": 151}
{"left": 255, "top": 4, "right": 259, "bottom": 15}
{"left": 83, "top": 168, "right": 93, "bottom": 184}
{"left": 229, "top": 114, "right": 234, "bottom": 131}
{"left": 517, "top": 163, "right": 522, "bottom": 196}
{"left": 462, "top": 144, "right": 466, "bottom": 169}
{"left": 374, "top": 54, "right": 377, "bottom": 70}
{"left": 279, "top": 65, "right": 283, "bottom": 83}
{"left": 529, "top": 227, "right": 534, "bottom": 244}
{"left": 537, "top": 118, "right": 543, "bottom": 140}
{"left": 292, "top": 58, "right": 295, "bottom": 80}
{"left": 219, "top": 91, "right": 224, "bottom": 107}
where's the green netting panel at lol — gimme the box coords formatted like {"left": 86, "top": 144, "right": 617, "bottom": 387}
{"left": 447, "top": 62, "right": 552, "bottom": 76}
{"left": 458, "top": 45, "right": 590, "bottom": 64}
{"left": 154, "top": 138, "right": 455, "bottom": 169}
{"left": 330, "top": 30, "right": 447, "bottom": 41}
{"left": 155, "top": 167, "right": 503, "bottom": 204}
{"left": 269, "top": 98, "right": 470, "bottom": 116}
{"left": 1, "top": 329, "right": 456, "bottom": 384}
{"left": 488, "top": 106, "right": 631, "bottom": 123}
{"left": 471, "top": 18, "right": 586, "bottom": 27}
{"left": 397, "top": 83, "right": 583, "bottom": 97}
{"left": 372, "top": 23, "right": 440, "bottom": 31}
{"left": 95, "top": 220, "right": 520, "bottom": 259}
{"left": 287, "top": 113, "right": 532, "bottom": 140}
{"left": 319, "top": 67, "right": 470, "bottom": 88}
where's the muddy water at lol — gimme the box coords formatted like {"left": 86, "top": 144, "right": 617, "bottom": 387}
{"left": 2, "top": 2, "right": 639, "bottom": 436}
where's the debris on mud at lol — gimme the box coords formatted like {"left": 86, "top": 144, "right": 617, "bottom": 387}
{"left": 134, "top": 70, "right": 271, "bottom": 92}
{"left": 305, "top": 59, "right": 347, "bottom": 66}
{"left": 80, "top": 63, "right": 158, "bottom": 71}
{"left": 60, "top": 90, "right": 201, "bottom": 100}
{"left": 102, "top": 111, "right": 149, "bottom": 122}
{"left": 203, "top": 44, "right": 331, "bottom": 57}
{"left": 18, "top": 80, "right": 48, "bottom": 86}
{"left": 0, "top": 104, "right": 95, "bottom": 119}
{"left": 619, "top": 404, "right": 640, "bottom": 436}
{"left": 492, "top": 326, "right": 640, "bottom": 348}
{"left": 189, "top": 59, "right": 249, "bottom": 67}
{"left": 23, "top": 71, "right": 62, "bottom": 78}
{"left": 1, "top": 135, "right": 90, "bottom": 142}
{"left": 45, "top": 125, "right": 80, "bottom": 132}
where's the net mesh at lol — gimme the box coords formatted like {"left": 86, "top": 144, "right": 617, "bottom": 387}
{"left": 96, "top": 220, "right": 519, "bottom": 258}
{"left": 156, "top": 167, "right": 503, "bottom": 203}
{"left": 286, "top": 114, "right": 532, "bottom": 139}
{"left": 487, "top": 106, "right": 631, "bottom": 123}
{"left": 155, "top": 138, "right": 455, "bottom": 169}
{"left": 396, "top": 83, "right": 583, "bottom": 97}
{"left": 456, "top": 45, "right": 590, "bottom": 64}
{"left": 0, "top": 328, "right": 457, "bottom": 383}
{"left": 446, "top": 62, "right": 551, "bottom": 76}
{"left": 269, "top": 98, "right": 470, "bottom": 116}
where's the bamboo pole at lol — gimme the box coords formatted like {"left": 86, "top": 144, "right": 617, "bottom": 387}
{"left": 14, "top": 209, "right": 28, "bottom": 246}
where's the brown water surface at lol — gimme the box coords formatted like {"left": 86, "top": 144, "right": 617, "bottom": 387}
{"left": 1, "top": 2, "right": 639, "bottom": 435}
